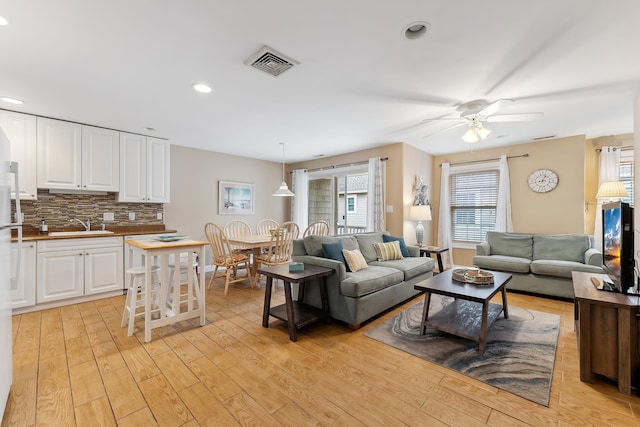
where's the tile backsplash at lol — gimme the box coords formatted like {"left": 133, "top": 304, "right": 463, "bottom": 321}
{"left": 13, "top": 190, "right": 164, "bottom": 229}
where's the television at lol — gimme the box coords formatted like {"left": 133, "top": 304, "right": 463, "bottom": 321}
{"left": 602, "top": 201, "right": 635, "bottom": 294}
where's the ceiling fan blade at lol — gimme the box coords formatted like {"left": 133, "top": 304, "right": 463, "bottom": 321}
{"left": 486, "top": 112, "right": 544, "bottom": 122}
{"left": 423, "top": 122, "right": 467, "bottom": 139}
{"left": 477, "top": 99, "right": 514, "bottom": 117}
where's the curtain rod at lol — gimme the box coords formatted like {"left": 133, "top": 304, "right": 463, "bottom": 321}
{"left": 439, "top": 153, "right": 528, "bottom": 167}
{"left": 300, "top": 157, "right": 389, "bottom": 173}
{"left": 595, "top": 146, "right": 632, "bottom": 152}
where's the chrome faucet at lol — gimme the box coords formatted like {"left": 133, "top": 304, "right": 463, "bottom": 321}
{"left": 70, "top": 218, "right": 90, "bottom": 231}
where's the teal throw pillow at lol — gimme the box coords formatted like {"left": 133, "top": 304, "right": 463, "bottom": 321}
{"left": 382, "top": 234, "right": 410, "bottom": 257}
{"left": 322, "top": 240, "right": 346, "bottom": 266}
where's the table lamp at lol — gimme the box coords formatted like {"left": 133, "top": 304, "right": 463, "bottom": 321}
{"left": 409, "top": 204, "right": 431, "bottom": 247}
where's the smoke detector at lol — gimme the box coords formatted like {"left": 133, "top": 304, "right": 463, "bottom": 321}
{"left": 244, "top": 45, "right": 300, "bottom": 78}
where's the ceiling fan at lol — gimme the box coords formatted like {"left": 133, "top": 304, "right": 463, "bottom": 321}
{"left": 422, "top": 99, "right": 543, "bottom": 143}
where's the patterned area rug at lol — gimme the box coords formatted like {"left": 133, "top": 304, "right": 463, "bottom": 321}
{"left": 364, "top": 295, "right": 560, "bottom": 406}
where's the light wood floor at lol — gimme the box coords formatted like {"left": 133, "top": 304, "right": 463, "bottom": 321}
{"left": 2, "top": 274, "right": 640, "bottom": 426}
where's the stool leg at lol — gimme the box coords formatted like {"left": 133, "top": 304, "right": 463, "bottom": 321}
{"left": 128, "top": 277, "right": 139, "bottom": 336}
{"left": 121, "top": 280, "right": 132, "bottom": 327}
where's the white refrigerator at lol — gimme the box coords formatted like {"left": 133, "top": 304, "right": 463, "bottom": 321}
{"left": 0, "top": 128, "right": 22, "bottom": 416}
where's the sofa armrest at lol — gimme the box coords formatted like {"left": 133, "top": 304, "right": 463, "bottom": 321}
{"left": 476, "top": 242, "right": 490, "bottom": 256}
{"left": 584, "top": 248, "right": 603, "bottom": 267}
{"left": 406, "top": 245, "right": 420, "bottom": 257}
{"left": 291, "top": 255, "right": 347, "bottom": 282}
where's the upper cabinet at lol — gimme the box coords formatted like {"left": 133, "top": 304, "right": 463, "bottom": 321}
{"left": 37, "top": 117, "right": 119, "bottom": 191}
{"left": 0, "top": 110, "right": 38, "bottom": 200}
{"left": 118, "top": 133, "right": 170, "bottom": 203}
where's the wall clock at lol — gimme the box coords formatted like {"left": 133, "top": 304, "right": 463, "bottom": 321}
{"left": 528, "top": 169, "right": 558, "bottom": 193}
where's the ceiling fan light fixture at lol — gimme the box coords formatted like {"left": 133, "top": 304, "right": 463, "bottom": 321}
{"left": 462, "top": 128, "right": 479, "bottom": 143}
{"left": 477, "top": 126, "right": 491, "bottom": 140}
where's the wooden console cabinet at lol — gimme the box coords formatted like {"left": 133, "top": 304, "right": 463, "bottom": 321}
{"left": 572, "top": 271, "right": 640, "bottom": 395}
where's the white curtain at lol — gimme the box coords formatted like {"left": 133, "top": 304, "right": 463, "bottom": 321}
{"left": 437, "top": 163, "right": 454, "bottom": 267}
{"left": 495, "top": 155, "right": 513, "bottom": 232}
{"left": 367, "top": 157, "right": 385, "bottom": 231}
{"left": 291, "top": 169, "right": 308, "bottom": 231}
{"left": 594, "top": 146, "right": 622, "bottom": 251}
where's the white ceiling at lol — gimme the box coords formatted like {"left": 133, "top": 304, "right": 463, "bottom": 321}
{"left": 1, "top": 0, "right": 640, "bottom": 163}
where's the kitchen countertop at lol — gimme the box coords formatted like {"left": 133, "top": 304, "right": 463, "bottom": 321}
{"left": 12, "top": 225, "right": 178, "bottom": 242}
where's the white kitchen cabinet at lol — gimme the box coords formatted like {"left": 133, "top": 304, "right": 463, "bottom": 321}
{"left": 37, "top": 117, "right": 119, "bottom": 191}
{"left": 0, "top": 111, "right": 38, "bottom": 200}
{"left": 10, "top": 241, "right": 36, "bottom": 309}
{"left": 37, "top": 236, "right": 124, "bottom": 304}
{"left": 118, "top": 133, "right": 170, "bottom": 203}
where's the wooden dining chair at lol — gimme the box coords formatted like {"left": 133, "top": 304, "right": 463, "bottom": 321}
{"left": 256, "top": 218, "right": 279, "bottom": 235}
{"left": 280, "top": 221, "right": 300, "bottom": 239}
{"left": 303, "top": 220, "right": 331, "bottom": 237}
{"left": 204, "top": 222, "right": 254, "bottom": 295}
{"left": 223, "top": 220, "right": 253, "bottom": 256}
{"left": 253, "top": 225, "right": 296, "bottom": 283}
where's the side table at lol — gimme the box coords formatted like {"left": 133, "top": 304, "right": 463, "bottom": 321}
{"left": 259, "top": 263, "right": 334, "bottom": 342}
{"left": 419, "top": 246, "right": 449, "bottom": 274}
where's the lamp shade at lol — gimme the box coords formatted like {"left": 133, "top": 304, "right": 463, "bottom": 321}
{"left": 272, "top": 181, "right": 294, "bottom": 197}
{"left": 596, "top": 180, "right": 629, "bottom": 199}
{"left": 409, "top": 204, "right": 432, "bottom": 221}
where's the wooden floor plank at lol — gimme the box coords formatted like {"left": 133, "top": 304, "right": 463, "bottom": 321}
{"left": 137, "top": 374, "right": 192, "bottom": 427}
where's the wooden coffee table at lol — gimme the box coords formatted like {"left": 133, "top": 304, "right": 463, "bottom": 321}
{"left": 414, "top": 267, "right": 512, "bottom": 354}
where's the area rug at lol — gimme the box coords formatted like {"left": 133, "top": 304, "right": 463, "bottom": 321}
{"left": 364, "top": 295, "right": 560, "bottom": 406}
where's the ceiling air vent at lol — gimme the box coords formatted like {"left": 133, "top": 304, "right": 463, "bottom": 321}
{"left": 244, "top": 45, "right": 300, "bottom": 78}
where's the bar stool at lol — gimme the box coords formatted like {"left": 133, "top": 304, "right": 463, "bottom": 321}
{"left": 166, "top": 254, "right": 201, "bottom": 314}
{"left": 121, "top": 265, "right": 161, "bottom": 336}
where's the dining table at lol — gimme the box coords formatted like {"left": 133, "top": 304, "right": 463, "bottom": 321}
{"left": 124, "top": 237, "right": 208, "bottom": 342}
{"left": 226, "top": 234, "right": 273, "bottom": 277}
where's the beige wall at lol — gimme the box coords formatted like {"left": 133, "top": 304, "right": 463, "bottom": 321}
{"left": 402, "top": 143, "right": 434, "bottom": 246}
{"left": 164, "top": 145, "right": 286, "bottom": 264}
{"left": 288, "top": 143, "right": 433, "bottom": 242}
{"left": 432, "top": 135, "right": 589, "bottom": 266}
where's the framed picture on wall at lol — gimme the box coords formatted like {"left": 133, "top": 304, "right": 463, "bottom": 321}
{"left": 219, "top": 181, "right": 255, "bottom": 215}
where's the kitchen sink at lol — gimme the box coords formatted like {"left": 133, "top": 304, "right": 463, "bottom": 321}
{"left": 48, "top": 230, "right": 115, "bottom": 237}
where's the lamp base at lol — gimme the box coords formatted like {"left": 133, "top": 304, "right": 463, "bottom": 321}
{"left": 415, "top": 221, "right": 424, "bottom": 247}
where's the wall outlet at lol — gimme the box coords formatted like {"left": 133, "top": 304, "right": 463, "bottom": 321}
{"left": 103, "top": 212, "right": 114, "bottom": 221}
{"left": 128, "top": 212, "right": 135, "bottom": 221}
{"left": 157, "top": 212, "right": 163, "bottom": 220}
{"left": 386, "top": 205, "right": 394, "bottom": 213}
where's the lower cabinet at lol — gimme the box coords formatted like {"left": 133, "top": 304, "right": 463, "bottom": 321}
{"left": 37, "top": 237, "right": 123, "bottom": 304}
{"left": 10, "top": 241, "right": 36, "bottom": 309}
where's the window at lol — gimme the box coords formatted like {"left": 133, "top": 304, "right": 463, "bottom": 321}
{"left": 449, "top": 170, "right": 499, "bottom": 243}
{"left": 346, "top": 195, "right": 357, "bottom": 213}
{"left": 619, "top": 149, "right": 634, "bottom": 206}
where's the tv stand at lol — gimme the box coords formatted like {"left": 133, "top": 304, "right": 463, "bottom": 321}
{"left": 572, "top": 271, "right": 640, "bottom": 395}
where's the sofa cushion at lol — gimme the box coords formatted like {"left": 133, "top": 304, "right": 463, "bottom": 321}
{"left": 530, "top": 259, "right": 604, "bottom": 278}
{"left": 322, "top": 240, "right": 345, "bottom": 265}
{"left": 355, "top": 232, "right": 386, "bottom": 263}
{"left": 487, "top": 232, "right": 533, "bottom": 259}
{"left": 340, "top": 266, "right": 404, "bottom": 297}
{"left": 303, "top": 235, "right": 337, "bottom": 257}
{"left": 370, "top": 257, "right": 434, "bottom": 281}
{"left": 343, "top": 248, "right": 368, "bottom": 272}
{"left": 533, "top": 234, "right": 590, "bottom": 263}
{"left": 373, "top": 241, "right": 404, "bottom": 261}
{"left": 472, "top": 255, "right": 531, "bottom": 274}
{"left": 336, "top": 235, "right": 359, "bottom": 251}
{"left": 382, "top": 234, "right": 410, "bottom": 257}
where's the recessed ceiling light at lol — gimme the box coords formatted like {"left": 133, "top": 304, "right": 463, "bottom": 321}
{"left": 1, "top": 97, "right": 23, "bottom": 105}
{"left": 403, "top": 21, "right": 430, "bottom": 40}
{"left": 0, "top": 16, "right": 8, "bottom": 26}
{"left": 193, "top": 83, "right": 212, "bottom": 93}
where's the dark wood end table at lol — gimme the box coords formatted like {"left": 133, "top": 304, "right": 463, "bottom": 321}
{"left": 414, "top": 267, "right": 511, "bottom": 354}
{"left": 259, "top": 263, "right": 334, "bottom": 342}
{"left": 419, "top": 246, "right": 449, "bottom": 273}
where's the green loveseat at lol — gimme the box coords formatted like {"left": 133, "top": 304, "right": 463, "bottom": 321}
{"left": 292, "top": 231, "right": 435, "bottom": 329}
{"left": 472, "top": 231, "right": 604, "bottom": 300}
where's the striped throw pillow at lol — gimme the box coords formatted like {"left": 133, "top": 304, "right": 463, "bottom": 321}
{"left": 373, "top": 241, "right": 404, "bottom": 261}
{"left": 342, "top": 249, "right": 368, "bottom": 272}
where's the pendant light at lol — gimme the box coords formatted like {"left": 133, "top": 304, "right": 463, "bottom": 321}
{"left": 272, "top": 143, "right": 294, "bottom": 197}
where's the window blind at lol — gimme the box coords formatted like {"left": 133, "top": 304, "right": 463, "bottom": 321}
{"left": 449, "top": 170, "right": 499, "bottom": 242}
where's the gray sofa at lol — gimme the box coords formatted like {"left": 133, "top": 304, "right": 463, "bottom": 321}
{"left": 292, "top": 231, "right": 435, "bottom": 329}
{"left": 472, "top": 231, "right": 604, "bottom": 300}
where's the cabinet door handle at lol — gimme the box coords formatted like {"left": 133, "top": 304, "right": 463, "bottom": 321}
{"left": 77, "top": 185, "right": 80, "bottom": 188}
